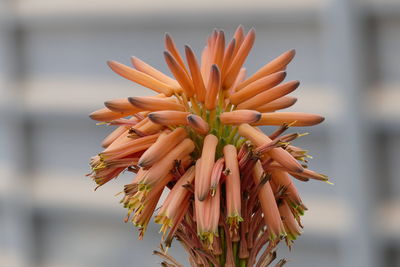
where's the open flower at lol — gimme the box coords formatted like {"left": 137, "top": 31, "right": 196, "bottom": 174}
{"left": 88, "top": 26, "right": 327, "bottom": 266}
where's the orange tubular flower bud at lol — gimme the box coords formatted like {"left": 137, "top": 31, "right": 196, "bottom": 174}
{"left": 155, "top": 166, "right": 195, "bottom": 235}
{"left": 253, "top": 161, "right": 286, "bottom": 240}
{"left": 104, "top": 98, "right": 141, "bottom": 114}
{"left": 100, "top": 133, "right": 161, "bottom": 161}
{"left": 130, "top": 57, "right": 181, "bottom": 90}
{"left": 164, "top": 51, "right": 195, "bottom": 97}
{"left": 223, "top": 144, "right": 242, "bottom": 227}
{"left": 139, "top": 138, "right": 195, "bottom": 188}
{"left": 138, "top": 127, "right": 187, "bottom": 168}
{"left": 232, "top": 25, "right": 245, "bottom": 56}
{"left": 101, "top": 126, "right": 131, "bottom": 148}
{"left": 254, "top": 96, "right": 297, "bottom": 112}
{"left": 237, "top": 81, "right": 300, "bottom": 110}
{"left": 187, "top": 114, "right": 209, "bottom": 135}
{"left": 195, "top": 134, "right": 218, "bottom": 201}
{"left": 165, "top": 33, "right": 189, "bottom": 75}
{"left": 237, "top": 49, "right": 296, "bottom": 90}
{"left": 205, "top": 65, "right": 221, "bottom": 110}
{"left": 128, "top": 96, "right": 185, "bottom": 112}
{"left": 185, "top": 45, "right": 207, "bottom": 102}
{"left": 238, "top": 124, "right": 303, "bottom": 173}
{"left": 213, "top": 30, "right": 225, "bottom": 68}
{"left": 219, "top": 110, "right": 261, "bottom": 125}
{"left": 148, "top": 111, "right": 190, "bottom": 126}
{"left": 253, "top": 112, "right": 325, "bottom": 127}
{"left": 107, "top": 61, "right": 174, "bottom": 96}
{"left": 223, "top": 28, "right": 256, "bottom": 89}
{"left": 89, "top": 107, "right": 128, "bottom": 121}
{"left": 230, "top": 71, "right": 286, "bottom": 105}
{"left": 221, "top": 38, "right": 236, "bottom": 79}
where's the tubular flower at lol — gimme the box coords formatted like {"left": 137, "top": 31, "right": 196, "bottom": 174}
{"left": 88, "top": 26, "right": 328, "bottom": 267}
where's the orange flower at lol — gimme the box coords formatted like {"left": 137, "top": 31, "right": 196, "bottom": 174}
{"left": 88, "top": 26, "right": 328, "bottom": 266}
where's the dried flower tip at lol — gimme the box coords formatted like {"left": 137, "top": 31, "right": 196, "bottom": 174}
{"left": 148, "top": 111, "right": 190, "bottom": 126}
{"left": 253, "top": 112, "right": 325, "bottom": 127}
{"left": 237, "top": 81, "right": 300, "bottom": 110}
{"left": 230, "top": 71, "right": 286, "bottom": 105}
{"left": 187, "top": 114, "right": 209, "bottom": 135}
{"left": 107, "top": 60, "right": 174, "bottom": 96}
{"left": 219, "top": 110, "right": 261, "bottom": 125}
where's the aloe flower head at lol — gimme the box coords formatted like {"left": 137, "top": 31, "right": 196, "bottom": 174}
{"left": 88, "top": 26, "right": 327, "bottom": 266}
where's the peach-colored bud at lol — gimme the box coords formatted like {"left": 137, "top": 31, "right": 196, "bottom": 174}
{"left": 148, "top": 111, "right": 190, "bottom": 126}
{"left": 253, "top": 161, "right": 286, "bottom": 240}
{"left": 237, "top": 81, "right": 300, "bottom": 110}
{"left": 205, "top": 65, "right": 221, "bottom": 110}
{"left": 139, "top": 138, "right": 195, "bottom": 188}
{"left": 100, "top": 132, "right": 161, "bottom": 161}
{"left": 184, "top": 45, "right": 207, "bottom": 102}
{"left": 223, "top": 144, "right": 242, "bottom": 227}
{"left": 221, "top": 38, "right": 236, "bottom": 79}
{"left": 195, "top": 134, "right": 218, "bottom": 201}
{"left": 164, "top": 33, "right": 189, "bottom": 75}
{"left": 130, "top": 57, "right": 180, "bottom": 90}
{"left": 164, "top": 51, "right": 195, "bottom": 97}
{"left": 254, "top": 96, "right": 297, "bottom": 112}
{"left": 104, "top": 98, "right": 141, "bottom": 114}
{"left": 237, "top": 49, "right": 296, "bottom": 90}
{"left": 89, "top": 107, "right": 128, "bottom": 122}
{"left": 238, "top": 124, "right": 303, "bottom": 173}
{"left": 101, "top": 126, "right": 131, "bottom": 148}
{"left": 219, "top": 110, "right": 261, "bottom": 125}
{"left": 213, "top": 30, "right": 225, "bottom": 68}
{"left": 223, "top": 28, "right": 256, "bottom": 89}
{"left": 253, "top": 112, "right": 325, "bottom": 127}
{"left": 107, "top": 60, "right": 174, "bottom": 96}
{"left": 230, "top": 71, "right": 286, "bottom": 105}
{"left": 138, "top": 127, "right": 187, "bottom": 168}
{"left": 128, "top": 96, "right": 185, "bottom": 112}
{"left": 187, "top": 114, "right": 209, "bottom": 135}
{"left": 155, "top": 166, "right": 195, "bottom": 235}
{"left": 132, "top": 117, "right": 164, "bottom": 136}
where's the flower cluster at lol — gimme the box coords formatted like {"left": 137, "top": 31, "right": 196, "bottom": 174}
{"left": 88, "top": 26, "right": 327, "bottom": 266}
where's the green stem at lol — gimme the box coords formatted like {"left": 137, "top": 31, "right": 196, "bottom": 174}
{"left": 232, "top": 242, "right": 239, "bottom": 266}
{"left": 239, "top": 258, "right": 247, "bottom": 267}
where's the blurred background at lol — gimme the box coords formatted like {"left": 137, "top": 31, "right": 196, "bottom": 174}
{"left": 0, "top": 0, "right": 399, "bottom": 266}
